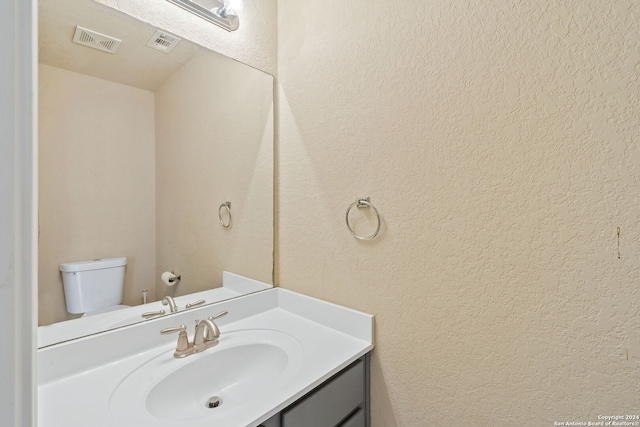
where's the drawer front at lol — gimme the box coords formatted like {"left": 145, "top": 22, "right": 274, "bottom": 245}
{"left": 258, "top": 414, "right": 281, "bottom": 427}
{"left": 339, "top": 408, "right": 365, "bottom": 427}
{"left": 282, "top": 360, "right": 365, "bottom": 427}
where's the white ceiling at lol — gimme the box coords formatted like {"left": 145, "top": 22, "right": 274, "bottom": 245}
{"left": 39, "top": 0, "right": 202, "bottom": 91}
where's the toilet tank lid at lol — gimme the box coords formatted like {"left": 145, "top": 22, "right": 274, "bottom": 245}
{"left": 60, "top": 257, "right": 127, "bottom": 272}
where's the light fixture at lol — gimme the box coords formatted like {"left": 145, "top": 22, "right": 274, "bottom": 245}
{"left": 165, "top": 0, "right": 244, "bottom": 32}
{"left": 217, "top": 0, "right": 244, "bottom": 17}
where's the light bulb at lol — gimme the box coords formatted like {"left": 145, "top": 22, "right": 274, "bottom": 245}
{"left": 222, "top": 0, "right": 244, "bottom": 15}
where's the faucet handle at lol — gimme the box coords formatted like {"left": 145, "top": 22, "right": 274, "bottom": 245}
{"left": 142, "top": 310, "right": 166, "bottom": 319}
{"left": 210, "top": 310, "right": 228, "bottom": 320}
{"left": 185, "top": 299, "right": 206, "bottom": 309}
{"left": 161, "top": 325, "right": 186, "bottom": 335}
{"left": 160, "top": 325, "right": 190, "bottom": 356}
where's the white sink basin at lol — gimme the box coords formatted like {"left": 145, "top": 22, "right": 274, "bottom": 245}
{"left": 109, "top": 329, "right": 303, "bottom": 424}
{"left": 39, "top": 289, "right": 374, "bottom": 427}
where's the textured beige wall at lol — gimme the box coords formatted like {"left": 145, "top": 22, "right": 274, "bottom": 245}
{"left": 38, "top": 64, "right": 156, "bottom": 325}
{"left": 277, "top": 1, "right": 640, "bottom": 425}
{"left": 94, "top": 0, "right": 278, "bottom": 75}
{"left": 155, "top": 50, "right": 274, "bottom": 299}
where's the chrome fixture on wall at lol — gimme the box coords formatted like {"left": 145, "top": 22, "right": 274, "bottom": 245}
{"left": 161, "top": 310, "right": 228, "bottom": 358}
{"left": 219, "top": 202, "right": 232, "bottom": 228}
{"left": 345, "top": 197, "right": 381, "bottom": 241}
{"left": 165, "top": 0, "right": 244, "bottom": 31}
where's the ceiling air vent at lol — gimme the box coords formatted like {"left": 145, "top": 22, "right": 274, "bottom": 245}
{"left": 72, "top": 26, "right": 121, "bottom": 54}
{"left": 146, "top": 30, "right": 181, "bottom": 54}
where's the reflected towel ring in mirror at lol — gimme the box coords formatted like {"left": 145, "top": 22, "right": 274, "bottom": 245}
{"left": 345, "top": 197, "right": 381, "bottom": 241}
{"left": 165, "top": 0, "right": 243, "bottom": 32}
{"left": 219, "top": 202, "right": 232, "bottom": 228}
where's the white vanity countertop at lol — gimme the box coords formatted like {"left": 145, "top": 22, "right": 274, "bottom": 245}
{"left": 37, "top": 271, "right": 271, "bottom": 348}
{"left": 38, "top": 288, "right": 373, "bottom": 427}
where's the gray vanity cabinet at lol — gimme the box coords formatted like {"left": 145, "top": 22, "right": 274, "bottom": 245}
{"left": 258, "top": 353, "right": 370, "bottom": 427}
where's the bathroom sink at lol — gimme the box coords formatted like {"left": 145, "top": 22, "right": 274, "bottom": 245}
{"left": 109, "top": 329, "right": 303, "bottom": 424}
{"left": 39, "top": 289, "right": 374, "bottom": 427}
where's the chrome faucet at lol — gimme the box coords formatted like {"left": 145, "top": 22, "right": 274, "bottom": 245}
{"left": 161, "top": 310, "right": 228, "bottom": 358}
{"left": 193, "top": 318, "right": 220, "bottom": 353}
{"left": 162, "top": 296, "right": 178, "bottom": 313}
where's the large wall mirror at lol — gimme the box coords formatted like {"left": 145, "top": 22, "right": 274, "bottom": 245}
{"left": 38, "top": 0, "right": 274, "bottom": 347}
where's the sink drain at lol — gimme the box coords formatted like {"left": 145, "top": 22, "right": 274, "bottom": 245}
{"left": 207, "top": 396, "right": 222, "bottom": 408}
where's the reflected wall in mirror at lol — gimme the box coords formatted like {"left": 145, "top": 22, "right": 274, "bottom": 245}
{"left": 37, "top": 0, "right": 274, "bottom": 347}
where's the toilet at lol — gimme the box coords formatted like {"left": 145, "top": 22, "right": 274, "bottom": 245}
{"left": 60, "top": 257, "right": 129, "bottom": 315}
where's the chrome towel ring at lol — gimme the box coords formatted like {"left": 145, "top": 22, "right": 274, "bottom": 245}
{"left": 218, "top": 202, "right": 232, "bottom": 228}
{"left": 345, "top": 197, "right": 381, "bottom": 240}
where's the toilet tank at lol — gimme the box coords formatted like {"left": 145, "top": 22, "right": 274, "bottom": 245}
{"left": 60, "top": 257, "right": 127, "bottom": 314}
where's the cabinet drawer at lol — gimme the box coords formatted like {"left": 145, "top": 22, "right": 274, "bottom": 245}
{"left": 339, "top": 408, "right": 365, "bottom": 427}
{"left": 282, "top": 360, "right": 364, "bottom": 427}
{"left": 258, "top": 414, "right": 281, "bottom": 427}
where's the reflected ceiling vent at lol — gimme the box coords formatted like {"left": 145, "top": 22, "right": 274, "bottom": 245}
{"left": 72, "top": 26, "right": 121, "bottom": 54}
{"left": 146, "top": 30, "right": 181, "bottom": 54}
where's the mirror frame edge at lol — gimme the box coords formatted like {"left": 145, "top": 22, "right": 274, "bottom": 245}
{"left": 1, "top": 0, "right": 38, "bottom": 423}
